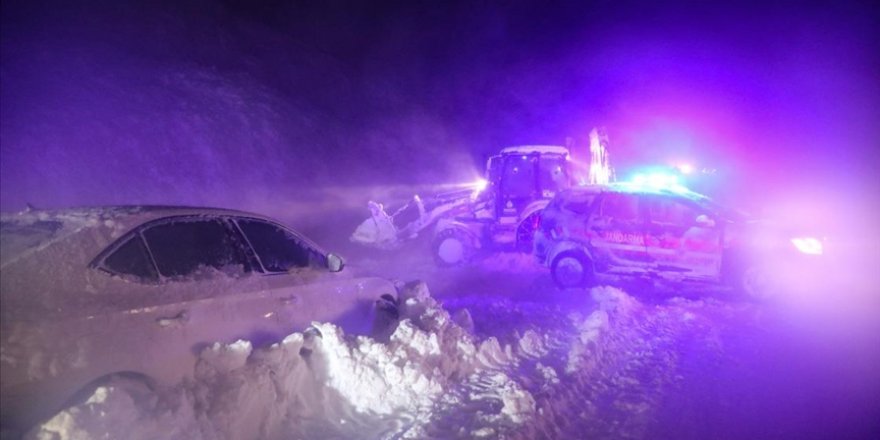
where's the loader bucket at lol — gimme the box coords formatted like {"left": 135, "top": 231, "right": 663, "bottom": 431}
{"left": 350, "top": 201, "right": 400, "bottom": 249}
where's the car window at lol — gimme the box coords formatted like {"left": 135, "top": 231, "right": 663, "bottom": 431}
{"left": 102, "top": 234, "right": 158, "bottom": 281}
{"left": 143, "top": 219, "right": 251, "bottom": 278}
{"left": 236, "top": 219, "right": 316, "bottom": 272}
{"left": 561, "top": 193, "right": 596, "bottom": 215}
{"left": 599, "top": 193, "right": 640, "bottom": 221}
{"left": 647, "top": 196, "right": 700, "bottom": 226}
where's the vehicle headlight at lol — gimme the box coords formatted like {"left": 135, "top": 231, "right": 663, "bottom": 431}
{"left": 791, "top": 237, "right": 823, "bottom": 255}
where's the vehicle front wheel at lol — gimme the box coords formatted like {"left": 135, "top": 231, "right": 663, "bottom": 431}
{"left": 432, "top": 228, "right": 474, "bottom": 267}
{"left": 551, "top": 251, "right": 593, "bottom": 289}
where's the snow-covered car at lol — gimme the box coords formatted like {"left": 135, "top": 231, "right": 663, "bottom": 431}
{"left": 533, "top": 183, "right": 824, "bottom": 295}
{"left": 0, "top": 206, "right": 398, "bottom": 435}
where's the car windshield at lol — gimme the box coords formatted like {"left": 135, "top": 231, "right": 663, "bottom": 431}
{"left": 689, "top": 194, "right": 751, "bottom": 222}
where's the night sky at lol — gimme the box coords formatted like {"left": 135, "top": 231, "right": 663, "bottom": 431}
{"left": 1, "top": 0, "right": 878, "bottom": 218}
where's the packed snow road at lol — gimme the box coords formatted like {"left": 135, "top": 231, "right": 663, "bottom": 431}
{"left": 23, "top": 195, "right": 880, "bottom": 439}
{"left": 338, "top": 245, "right": 879, "bottom": 440}
{"left": 300, "top": 197, "right": 880, "bottom": 439}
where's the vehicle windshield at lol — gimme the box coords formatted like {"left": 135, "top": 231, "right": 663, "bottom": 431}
{"left": 689, "top": 194, "right": 751, "bottom": 222}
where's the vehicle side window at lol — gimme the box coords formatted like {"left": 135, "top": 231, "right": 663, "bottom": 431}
{"left": 538, "top": 155, "right": 568, "bottom": 192}
{"left": 502, "top": 155, "right": 537, "bottom": 198}
{"left": 102, "top": 234, "right": 158, "bottom": 282}
{"left": 599, "top": 193, "right": 640, "bottom": 222}
{"left": 647, "top": 197, "right": 699, "bottom": 227}
{"left": 237, "top": 219, "right": 316, "bottom": 272}
{"left": 143, "top": 219, "right": 250, "bottom": 278}
{"left": 561, "top": 194, "right": 595, "bottom": 215}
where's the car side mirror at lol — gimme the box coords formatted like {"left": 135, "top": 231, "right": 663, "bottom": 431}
{"left": 695, "top": 214, "right": 715, "bottom": 228}
{"left": 327, "top": 253, "right": 345, "bottom": 272}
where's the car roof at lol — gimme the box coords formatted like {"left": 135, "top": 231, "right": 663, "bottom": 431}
{"left": 0, "top": 205, "right": 297, "bottom": 268}
{"left": 559, "top": 183, "right": 711, "bottom": 202}
{"left": 1, "top": 205, "right": 326, "bottom": 320}
{"left": 1, "top": 205, "right": 274, "bottom": 222}
{"left": 499, "top": 145, "right": 570, "bottom": 156}
{"left": 0, "top": 205, "right": 283, "bottom": 232}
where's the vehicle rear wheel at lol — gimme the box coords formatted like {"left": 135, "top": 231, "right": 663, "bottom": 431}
{"left": 432, "top": 228, "right": 474, "bottom": 267}
{"left": 551, "top": 251, "right": 593, "bottom": 289}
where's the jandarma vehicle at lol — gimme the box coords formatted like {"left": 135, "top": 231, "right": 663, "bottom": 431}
{"left": 0, "top": 206, "right": 398, "bottom": 435}
{"left": 533, "top": 182, "right": 824, "bottom": 295}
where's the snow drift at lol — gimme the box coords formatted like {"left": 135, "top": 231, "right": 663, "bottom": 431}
{"left": 26, "top": 283, "right": 634, "bottom": 440}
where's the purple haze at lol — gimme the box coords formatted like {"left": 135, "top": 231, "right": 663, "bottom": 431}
{"left": 1, "top": 1, "right": 879, "bottom": 438}
{"left": 2, "top": 1, "right": 877, "bottom": 215}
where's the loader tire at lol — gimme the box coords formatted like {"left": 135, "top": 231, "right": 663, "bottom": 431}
{"left": 432, "top": 228, "right": 474, "bottom": 267}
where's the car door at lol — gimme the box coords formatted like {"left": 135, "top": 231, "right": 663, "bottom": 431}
{"left": 98, "top": 216, "right": 275, "bottom": 384}
{"left": 232, "top": 217, "right": 391, "bottom": 337}
{"left": 551, "top": 191, "right": 597, "bottom": 242}
{"left": 587, "top": 192, "right": 650, "bottom": 273}
{"left": 643, "top": 195, "right": 722, "bottom": 280}
{"left": 87, "top": 215, "right": 391, "bottom": 387}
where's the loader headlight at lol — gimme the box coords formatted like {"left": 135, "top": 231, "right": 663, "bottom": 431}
{"left": 469, "top": 178, "right": 489, "bottom": 199}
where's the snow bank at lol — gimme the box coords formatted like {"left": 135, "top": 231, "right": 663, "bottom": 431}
{"left": 25, "top": 283, "right": 642, "bottom": 440}
{"left": 26, "top": 283, "right": 578, "bottom": 438}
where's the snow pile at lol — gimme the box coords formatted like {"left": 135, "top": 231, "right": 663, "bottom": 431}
{"left": 29, "top": 281, "right": 589, "bottom": 440}
{"left": 29, "top": 376, "right": 200, "bottom": 440}
{"left": 25, "top": 281, "right": 658, "bottom": 440}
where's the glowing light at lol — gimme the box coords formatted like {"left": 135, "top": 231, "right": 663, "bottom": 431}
{"left": 649, "top": 173, "right": 678, "bottom": 187}
{"left": 677, "top": 163, "right": 694, "bottom": 174}
{"left": 469, "top": 178, "right": 489, "bottom": 199}
{"left": 791, "top": 237, "right": 823, "bottom": 255}
{"left": 472, "top": 178, "right": 488, "bottom": 192}
{"left": 624, "top": 171, "right": 691, "bottom": 194}
{"left": 588, "top": 127, "right": 612, "bottom": 184}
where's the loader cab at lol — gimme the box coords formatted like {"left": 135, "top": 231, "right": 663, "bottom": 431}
{"left": 486, "top": 146, "right": 573, "bottom": 218}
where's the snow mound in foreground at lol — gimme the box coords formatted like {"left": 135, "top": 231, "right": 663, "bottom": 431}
{"left": 27, "top": 283, "right": 627, "bottom": 440}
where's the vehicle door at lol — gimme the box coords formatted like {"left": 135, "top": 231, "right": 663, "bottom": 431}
{"left": 546, "top": 191, "right": 596, "bottom": 242}
{"left": 643, "top": 195, "right": 723, "bottom": 280}
{"left": 87, "top": 215, "right": 387, "bottom": 388}
{"left": 587, "top": 192, "right": 649, "bottom": 272}
{"left": 232, "top": 217, "right": 391, "bottom": 337}
{"left": 87, "top": 215, "right": 268, "bottom": 385}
